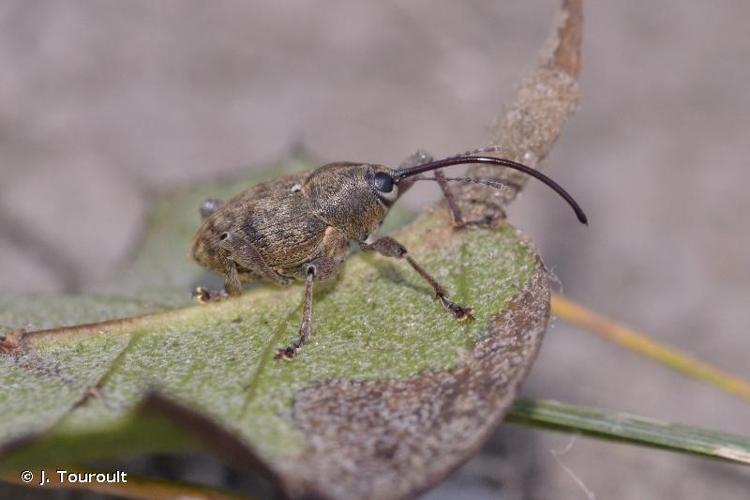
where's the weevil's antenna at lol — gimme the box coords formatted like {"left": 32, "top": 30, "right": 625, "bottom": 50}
{"left": 410, "top": 175, "right": 515, "bottom": 193}
{"left": 394, "top": 155, "right": 588, "bottom": 225}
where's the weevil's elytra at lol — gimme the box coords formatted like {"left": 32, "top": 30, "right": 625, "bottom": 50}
{"left": 191, "top": 150, "right": 587, "bottom": 360}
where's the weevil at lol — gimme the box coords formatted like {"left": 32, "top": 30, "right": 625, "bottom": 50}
{"left": 191, "top": 149, "right": 587, "bottom": 360}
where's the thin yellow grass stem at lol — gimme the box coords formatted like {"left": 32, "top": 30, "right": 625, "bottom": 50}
{"left": 551, "top": 293, "right": 750, "bottom": 403}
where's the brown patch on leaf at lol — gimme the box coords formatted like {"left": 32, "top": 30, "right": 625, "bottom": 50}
{"left": 286, "top": 267, "right": 550, "bottom": 500}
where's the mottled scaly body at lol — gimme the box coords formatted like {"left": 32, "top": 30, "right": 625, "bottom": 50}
{"left": 191, "top": 163, "right": 394, "bottom": 286}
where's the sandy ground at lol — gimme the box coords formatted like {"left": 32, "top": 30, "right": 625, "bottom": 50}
{"left": 1, "top": 1, "right": 749, "bottom": 498}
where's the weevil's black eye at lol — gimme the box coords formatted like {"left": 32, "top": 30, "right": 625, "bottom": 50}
{"left": 373, "top": 172, "right": 394, "bottom": 193}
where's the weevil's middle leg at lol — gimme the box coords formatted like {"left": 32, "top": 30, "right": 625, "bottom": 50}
{"left": 275, "top": 256, "right": 344, "bottom": 361}
{"left": 361, "top": 236, "right": 474, "bottom": 321}
{"left": 275, "top": 267, "right": 315, "bottom": 360}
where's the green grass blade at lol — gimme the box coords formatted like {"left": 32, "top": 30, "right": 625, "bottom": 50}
{"left": 506, "top": 399, "right": 750, "bottom": 465}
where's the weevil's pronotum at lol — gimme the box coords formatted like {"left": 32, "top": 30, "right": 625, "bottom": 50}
{"left": 191, "top": 149, "right": 587, "bottom": 360}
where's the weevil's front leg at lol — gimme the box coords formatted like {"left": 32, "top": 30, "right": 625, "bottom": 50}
{"left": 361, "top": 237, "right": 474, "bottom": 321}
{"left": 275, "top": 256, "right": 344, "bottom": 361}
{"left": 400, "top": 150, "right": 466, "bottom": 228}
{"left": 434, "top": 169, "right": 466, "bottom": 229}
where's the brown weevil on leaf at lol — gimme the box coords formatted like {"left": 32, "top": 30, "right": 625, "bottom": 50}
{"left": 191, "top": 149, "right": 587, "bottom": 360}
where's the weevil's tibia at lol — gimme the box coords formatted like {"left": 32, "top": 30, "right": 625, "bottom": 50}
{"left": 361, "top": 236, "right": 475, "bottom": 321}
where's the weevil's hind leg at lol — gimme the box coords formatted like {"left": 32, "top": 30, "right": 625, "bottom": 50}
{"left": 275, "top": 256, "right": 344, "bottom": 361}
{"left": 199, "top": 198, "right": 224, "bottom": 220}
{"left": 220, "top": 232, "right": 292, "bottom": 287}
{"left": 361, "top": 236, "right": 474, "bottom": 321}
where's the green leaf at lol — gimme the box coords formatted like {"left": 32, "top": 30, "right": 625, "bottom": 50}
{"left": 507, "top": 399, "right": 750, "bottom": 465}
{"left": 0, "top": 295, "right": 168, "bottom": 331}
{"left": 0, "top": 181, "right": 549, "bottom": 498}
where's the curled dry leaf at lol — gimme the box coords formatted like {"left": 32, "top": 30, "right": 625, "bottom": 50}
{"left": 0, "top": 1, "right": 582, "bottom": 498}
{"left": 454, "top": 0, "right": 583, "bottom": 225}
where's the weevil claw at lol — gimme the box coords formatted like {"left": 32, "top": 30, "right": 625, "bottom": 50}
{"left": 274, "top": 346, "right": 298, "bottom": 360}
{"left": 439, "top": 296, "right": 475, "bottom": 321}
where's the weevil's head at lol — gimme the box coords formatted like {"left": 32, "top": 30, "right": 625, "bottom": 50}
{"left": 302, "top": 162, "right": 408, "bottom": 241}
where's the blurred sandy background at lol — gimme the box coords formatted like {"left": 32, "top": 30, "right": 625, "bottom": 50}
{"left": 1, "top": 1, "right": 749, "bottom": 498}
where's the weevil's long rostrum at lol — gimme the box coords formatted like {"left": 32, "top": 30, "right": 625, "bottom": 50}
{"left": 191, "top": 151, "right": 587, "bottom": 359}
